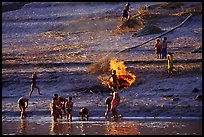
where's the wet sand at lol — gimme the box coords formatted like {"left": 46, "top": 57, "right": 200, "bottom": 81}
{"left": 2, "top": 117, "right": 202, "bottom": 135}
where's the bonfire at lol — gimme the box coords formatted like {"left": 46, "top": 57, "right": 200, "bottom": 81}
{"left": 108, "top": 58, "right": 136, "bottom": 89}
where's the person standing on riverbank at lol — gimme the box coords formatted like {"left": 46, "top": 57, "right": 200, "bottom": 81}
{"left": 122, "top": 2, "right": 130, "bottom": 21}
{"left": 154, "top": 39, "right": 162, "bottom": 59}
{"left": 29, "top": 72, "right": 42, "bottom": 98}
{"left": 167, "top": 52, "right": 174, "bottom": 78}
{"left": 162, "top": 37, "right": 168, "bottom": 59}
{"left": 109, "top": 70, "right": 119, "bottom": 94}
{"left": 18, "top": 96, "right": 29, "bottom": 119}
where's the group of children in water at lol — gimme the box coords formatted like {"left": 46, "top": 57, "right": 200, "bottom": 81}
{"left": 50, "top": 94, "right": 73, "bottom": 122}
{"left": 18, "top": 70, "right": 121, "bottom": 122}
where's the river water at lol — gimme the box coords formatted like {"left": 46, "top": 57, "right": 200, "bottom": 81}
{"left": 2, "top": 116, "right": 202, "bottom": 135}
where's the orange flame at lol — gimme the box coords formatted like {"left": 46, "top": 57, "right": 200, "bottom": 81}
{"left": 108, "top": 58, "right": 136, "bottom": 89}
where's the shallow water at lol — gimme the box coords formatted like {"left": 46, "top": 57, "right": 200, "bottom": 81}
{"left": 2, "top": 116, "right": 202, "bottom": 135}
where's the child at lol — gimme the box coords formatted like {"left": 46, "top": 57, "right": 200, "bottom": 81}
{"left": 29, "top": 72, "right": 42, "bottom": 98}
{"left": 50, "top": 94, "right": 62, "bottom": 122}
{"left": 65, "top": 97, "right": 73, "bottom": 122}
{"left": 104, "top": 96, "right": 113, "bottom": 120}
{"left": 109, "top": 70, "right": 119, "bottom": 93}
{"left": 167, "top": 52, "right": 174, "bottom": 78}
{"left": 122, "top": 3, "right": 130, "bottom": 21}
{"left": 111, "top": 91, "right": 120, "bottom": 122}
{"left": 162, "top": 37, "right": 168, "bottom": 59}
{"left": 59, "top": 96, "right": 68, "bottom": 119}
{"left": 154, "top": 39, "right": 162, "bottom": 59}
{"left": 18, "top": 97, "right": 29, "bottom": 119}
{"left": 79, "top": 107, "right": 89, "bottom": 121}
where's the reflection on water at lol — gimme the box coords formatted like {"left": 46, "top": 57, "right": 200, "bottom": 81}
{"left": 2, "top": 118, "right": 202, "bottom": 135}
{"left": 50, "top": 121, "right": 73, "bottom": 135}
{"left": 79, "top": 123, "right": 85, "bottom": 135}
{"left": 19, "top": 119, "right": 26, "bottom": 134}
{"left": 106, "top": 121, "right": 140, "bottom": 135}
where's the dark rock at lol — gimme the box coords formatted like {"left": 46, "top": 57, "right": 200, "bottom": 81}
{"left": 192, "top": 88, "right": 200, "bottom": 93}
{"left": 172, "top": 97, "right": 180, "bottom": 101}
{"left": 159, "top": 88, "right": 172, "bottom": 91}
{"left": 163, "top": 95, "right": 174, "bottom": 98}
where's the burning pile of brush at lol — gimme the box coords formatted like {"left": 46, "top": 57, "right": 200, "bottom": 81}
{"left": 88, "top": 57, "right": 136, "bottom": 90}
{"left": 107, "top": 58, "right": 136, "bottom": 89}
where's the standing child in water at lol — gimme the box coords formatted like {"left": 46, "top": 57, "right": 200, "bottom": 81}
{"left": 50, "top": 94, "right": 62, "bottom": 122}
{"left": 29, "top": 72, "right": 42, "bottom": 98}
{"left": 18, "top": 97, "right": 29, "bottom": 119}
{"left": 58, "top": 96, "right": 68, "bottom": 119}
{"left": 65, "top": 97, "right": 73, "bottom": 122}
{"left": 104, "top": 96, "right": 113, "bottom": 120}
{"left": 154, "top": 39, "right": 162, "bottom": 59}
{"left": 111, "top": 90, "right": 120, "bottom": 122}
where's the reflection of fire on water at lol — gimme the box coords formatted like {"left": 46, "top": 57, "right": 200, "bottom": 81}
{"left": 106, "top": 121, "right": 140, "bottom": 135}
{"left": 108, "top": 58, "right": 136, "bottom": 89}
